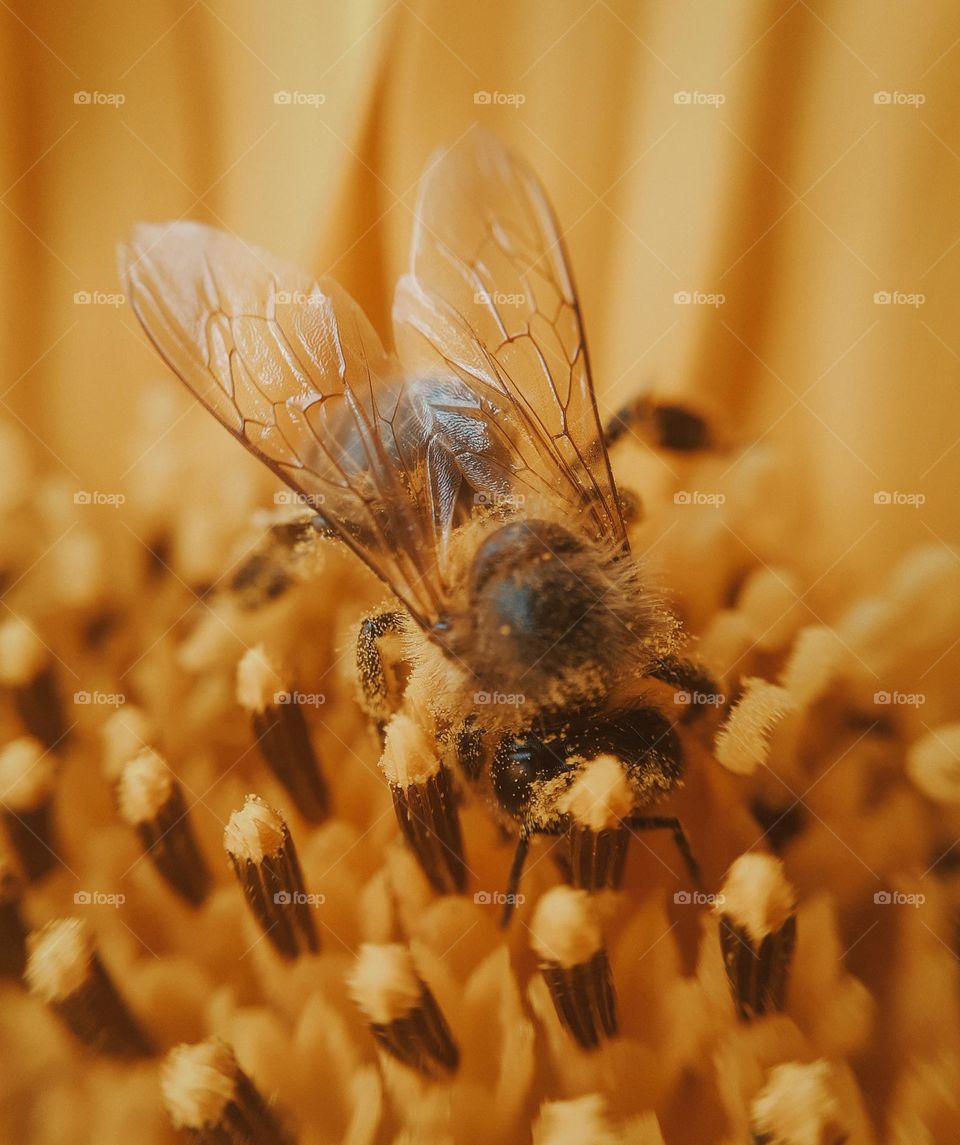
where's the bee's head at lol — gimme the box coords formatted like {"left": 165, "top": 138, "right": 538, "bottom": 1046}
{"left": 442, "top": 518, "right": 659, "bottom": 713}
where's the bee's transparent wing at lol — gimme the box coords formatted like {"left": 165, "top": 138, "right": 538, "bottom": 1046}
{"left": 120, "top": 222, "right": 450, "bottom": 628}
{"left": 394, "top": 130, "right": 627, "bottom": 547}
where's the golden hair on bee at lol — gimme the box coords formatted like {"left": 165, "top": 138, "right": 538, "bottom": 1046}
{"left": 421, "top": 496, "right": 680, "bottom": 727}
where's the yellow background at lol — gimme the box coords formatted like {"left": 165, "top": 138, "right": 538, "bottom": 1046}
{"left": 2, "top": 0, "right": 958, "bottom": 591}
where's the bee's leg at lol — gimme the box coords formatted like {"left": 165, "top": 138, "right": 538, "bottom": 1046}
{"left": 499, "top": 820, "right": 568, "bottom": 928}
{"left": 647, "top": 656, "right": 726, "bottom": 724}
{"left": 489, "top": 725, "right": 583, "bottom": 924}
{"left": 355, "top": 609, "right": 408, "bottom": 739}
{"left": 625, "top": 815, "right": 702, "bottom": 888}
{"left": 500, "top": 830, "right": 530, "bottom": 928}
{"left": 603, "top": 398, "right": 712, "bottom": 452}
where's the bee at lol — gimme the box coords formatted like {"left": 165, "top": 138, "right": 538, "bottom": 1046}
{"left": 120, "top": 131, "right": 713, "bottom": 922}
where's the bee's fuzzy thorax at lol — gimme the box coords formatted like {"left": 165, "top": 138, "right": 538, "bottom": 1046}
{"left": 427, "top": 506, "right": 680, "bottom": 719}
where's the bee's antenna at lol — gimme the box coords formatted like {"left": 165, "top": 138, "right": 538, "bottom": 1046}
{"left": 117, "top": 749, "right": 211, "bottom": 906}
{"left": 223, "top": 795, "right": 319, "bottom": 960}
{"left": 501, "top": 830, "right": 531, "bottom": 927}
{"left": 348, "top": 943, "right": 459, "bottom": 1079}
{"left": 236, "top": 646, "right": 329, "bottom": 823}
{"left": 626, "top": 814, "right": 702, "bottom": 888}
{"left": 162, "top": 1038, "right": 293, "bottom": 1144}
{"left": 25, "top": 918, "right": 154, "bottom": 1057}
